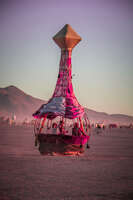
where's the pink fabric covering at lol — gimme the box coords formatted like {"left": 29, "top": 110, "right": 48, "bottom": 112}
{"left": 52, "top": 50, "right": 74, "bottom": 97}
{"left": 33, "top": 49, "right": 84, "bottom": 119}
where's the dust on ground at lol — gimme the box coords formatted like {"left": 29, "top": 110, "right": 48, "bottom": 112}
{"left": 0, "top": 126, "right": 133, "bottom": 200}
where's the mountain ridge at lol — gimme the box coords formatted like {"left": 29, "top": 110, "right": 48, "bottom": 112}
{"left": 0, "top": 85, "right": 46, "bottom": 121}
{"left": 0, "top": 85, "right": 132, "bottom": 124}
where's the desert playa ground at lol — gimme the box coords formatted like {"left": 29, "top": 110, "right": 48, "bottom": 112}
{"left": 0, "top": 126, "right": 133, "bottom": 200}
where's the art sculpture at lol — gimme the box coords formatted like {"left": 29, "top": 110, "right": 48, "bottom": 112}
{"left": 33, "top": 24, "right": 90, "bottom": 155}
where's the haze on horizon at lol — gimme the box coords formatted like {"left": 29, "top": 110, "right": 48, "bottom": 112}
{"left": 0, "top": 0, "right": 133, "bottom": 116}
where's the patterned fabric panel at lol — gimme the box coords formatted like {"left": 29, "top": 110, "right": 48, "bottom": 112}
{"left": 33, "top": 96, "right": 84, "bottom": 119}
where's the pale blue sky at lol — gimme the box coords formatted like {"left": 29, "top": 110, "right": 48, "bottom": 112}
{"left": 0, "top": 0, "right": 133, "bottom": 116}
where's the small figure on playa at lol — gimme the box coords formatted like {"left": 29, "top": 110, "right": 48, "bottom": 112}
{"left": 95, "top": 123, "right": 101, "bottom": 134}
{"left": 58, "top": 120, "right": 66, "bottom": 135}
{"left": 52, "top": 123, "right": 57, "bottom": 134}
{"left": 72, "top": 122, "right": 82, "bottom": 136}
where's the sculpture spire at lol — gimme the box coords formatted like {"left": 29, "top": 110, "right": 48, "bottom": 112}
{"left": 33, "top": 24, "right": 84, "bottom": 119}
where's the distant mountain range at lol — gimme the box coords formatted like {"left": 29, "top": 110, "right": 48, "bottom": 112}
{"left": 0, "top": 86, "right": 133, "bottom": 124}
{"left": 0, "top": 86, "right": 46, "bottom": 122}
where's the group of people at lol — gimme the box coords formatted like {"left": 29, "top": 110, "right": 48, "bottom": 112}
{"left": 51, "top": 120, "right": 84, "bottom": 136}
{"left": 51, "top": 120, "right": 66, "bottom": 135}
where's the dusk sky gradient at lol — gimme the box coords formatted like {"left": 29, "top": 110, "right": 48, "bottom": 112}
{"left": 0, "top": 0, "right": 133, "bottom": 116}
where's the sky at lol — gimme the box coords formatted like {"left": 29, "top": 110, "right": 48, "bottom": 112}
{"left": 0, "top": 0, "right": 133, "bottom": 116}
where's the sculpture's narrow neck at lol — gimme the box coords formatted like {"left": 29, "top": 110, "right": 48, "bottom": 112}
{"left": 52, "top": 48, "right": 75, "bottom": 97}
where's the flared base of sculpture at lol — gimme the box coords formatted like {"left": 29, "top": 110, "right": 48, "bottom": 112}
{"left": 36, "top": 134, "right": 90, "bottom": 156}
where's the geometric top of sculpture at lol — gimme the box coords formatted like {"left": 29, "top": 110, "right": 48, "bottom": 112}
{"left": 53, "top": 24, "right": 82, "bottom": 49}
